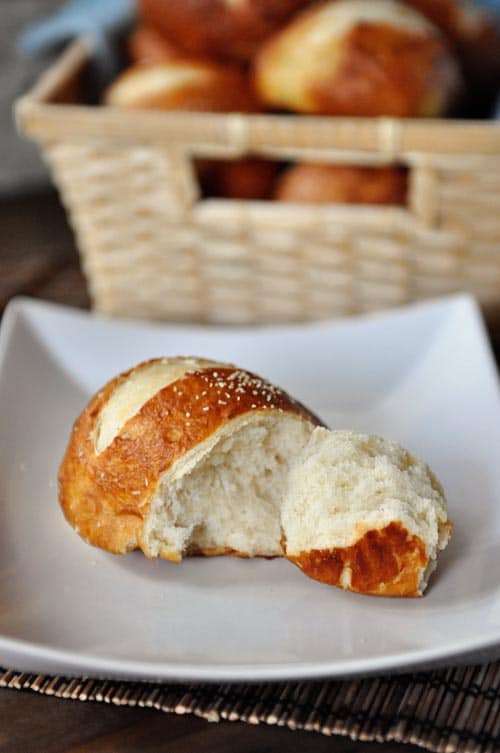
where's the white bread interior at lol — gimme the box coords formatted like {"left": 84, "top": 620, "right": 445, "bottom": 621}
{"left": 144, "top": 411, "right": 313, "bottom": 560}
{"left": 92, "top": 356, "right": 316, "bottom": 561}
{"left": 283, "top": 428, "right": 451, "bottom": 594}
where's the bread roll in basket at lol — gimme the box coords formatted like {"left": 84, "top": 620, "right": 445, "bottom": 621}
{"left": 254, "top": 0, "right": 462, "bottom": 117}
{"left": 59, "top": 357, "right": 320, "bottom": 562}
{"left": 104, "top": 60, "right": 258, "bottom": 112}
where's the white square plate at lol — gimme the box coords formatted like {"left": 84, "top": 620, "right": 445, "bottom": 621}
{"left": 1, "top": 295, "right": 499, "bottom": 683}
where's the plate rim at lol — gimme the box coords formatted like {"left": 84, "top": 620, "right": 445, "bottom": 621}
{"left": 1, "top": 294, "right": 499, "bottom": 682}
{"left": 1, "top": 290, "right": 486, "bottom": 333}
{"left": 1, "top": 625, "right": 500, "bottom": 683}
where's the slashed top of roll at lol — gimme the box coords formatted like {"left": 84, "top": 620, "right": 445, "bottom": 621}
{"left": 298, "top": 0, "right": 438, "bottom": 44}
{"left": 94, "top": 357, "right": 220, "bottom": 453}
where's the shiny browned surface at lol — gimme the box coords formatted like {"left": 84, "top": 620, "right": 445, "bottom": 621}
{"left": 59, "top": 360, "right": 319, "bottom": 558}
{"left": 255, "top": 16, "right": 460, "bottom": 116}
{"left": 139, "top": 0, "right": 313, "bottom": 64}
{"left": 274, "top": 164, "right": 408, "bottom": 205}
{"left": 288, "top": 522, "right": 428, "bottom": 597}
{"left": 319, "top": 23, "right": 457, "bottom": 117}
{"left": 104, "top": 62, "right": 258, "bottom": 112}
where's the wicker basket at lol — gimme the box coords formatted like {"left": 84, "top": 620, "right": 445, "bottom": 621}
{"left": 15, "top": 38, "right": 500, "bottom": 325}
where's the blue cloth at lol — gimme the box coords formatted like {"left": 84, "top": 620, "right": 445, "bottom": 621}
{"left": 18, "top": 0, "right": 134, "bottom": 54}
{"left": 476, "top": 0, "right": 500, "bottom": 14}
{"left": 18, "top": 0, "right": 500, "bottom": 60}
{"left": 16, "top": 0, "right": 500, "bottom": 107}
{"left": 18, "top": 0, "right": 135, "bottom": 82}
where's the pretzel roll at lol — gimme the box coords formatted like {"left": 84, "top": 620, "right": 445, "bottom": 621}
{"left": 402, "top": 0, "right": 500, "bottom": 113}
{"left": 104, "top": 61, "right": 258, "bottom": 112}
{"left": 253, "top": 0, "right": 462, "bottom": 117}
{"left": 59, "top": 357, "right": 320, "bottom": 561}
{"left": 202, "top": 158, "right": 278, "bottom": 200}
{"left": 127, "top": 25, "right": 181, "bottom": 64}
{"left": 274, "top": 164, "right": 407, "bottom": 205}
{"left": 139, "top": 0, "right": 313, "bottom": 64}
{"left": 282, "top": 429, "right": 452, "bottom": 597}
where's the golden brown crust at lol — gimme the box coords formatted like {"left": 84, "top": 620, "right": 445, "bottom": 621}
{"left": 273, "top": 164, "right": 408, "bottom": 205}
{"left": 287, "top": 522, "right": 428, "bottom": 597}
{"left": 59, "top": 359, "right": 320, "bottom": 557}
{"left": 254, "top": 16, "right": 460, "bottom": 116}
{"left": 317, "top": 23, "right": 458, "bottom": 117}
{"left": 104, "top": 62, "right": 259, "bottom": 113}
{"left": 139, "top": 0, "right": 313, "bottom": 63}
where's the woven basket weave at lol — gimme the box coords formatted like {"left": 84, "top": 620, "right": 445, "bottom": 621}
{"left": 16, "top": 38, "right": 500, "bottom": 324}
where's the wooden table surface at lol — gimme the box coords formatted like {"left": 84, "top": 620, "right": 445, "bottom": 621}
{"left": 0, "top": 190, "right": 493, "bottom": 753}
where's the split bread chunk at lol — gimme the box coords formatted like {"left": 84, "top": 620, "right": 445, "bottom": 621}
{"left": 282, "top": 428, "right": 452, "bottom": 597}
{"left": 59, "top": 359, "right": 451, "bottom": 596}
{"left": 59, "top": 357, "right": 320, "bottom": 561}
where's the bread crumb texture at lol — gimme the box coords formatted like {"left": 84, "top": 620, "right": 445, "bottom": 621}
{"left": 59, "top": 357, "right": 318, "bottom": 560}
{"left": 283, "top": 428, "right": 452, "bottom": 596}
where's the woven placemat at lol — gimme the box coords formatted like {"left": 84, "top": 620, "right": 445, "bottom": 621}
{"left": 1, "top": 662, "right": 499, "bottom": 752}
